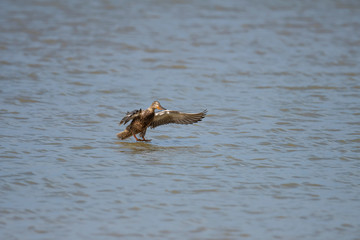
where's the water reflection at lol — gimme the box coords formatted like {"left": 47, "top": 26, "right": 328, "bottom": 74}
{"left": 115, "top": 141, "right": 200, "bottom": 154}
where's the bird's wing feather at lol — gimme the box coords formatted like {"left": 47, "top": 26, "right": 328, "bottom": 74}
{"left": 150, "top": 110, "right": 207, "bottom": 129}
{"left": 119, "top": 109, "right": 142, "bottom": 125}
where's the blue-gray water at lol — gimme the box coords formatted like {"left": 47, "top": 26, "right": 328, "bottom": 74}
{"left": 1, "top": 0, "right": 360, "bottom": 239}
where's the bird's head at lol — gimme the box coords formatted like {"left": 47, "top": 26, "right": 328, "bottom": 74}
{"left": 150, "top": 101, "right": 166, "bottom": 110}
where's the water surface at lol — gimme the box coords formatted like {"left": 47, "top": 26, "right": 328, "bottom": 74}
{"left": 1, "top": 0, "right": 360, "bottom": 239}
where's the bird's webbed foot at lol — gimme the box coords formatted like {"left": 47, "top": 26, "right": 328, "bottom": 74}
{"left": 133, "top": 134, "right": 151, "bottom": 142}
{"left": 140, "top": 137, "right": 151, "bottom": 142}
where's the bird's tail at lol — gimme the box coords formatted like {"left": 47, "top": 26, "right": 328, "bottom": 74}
{"left": 117, "top": 129, "right": 132, "bottom": 140}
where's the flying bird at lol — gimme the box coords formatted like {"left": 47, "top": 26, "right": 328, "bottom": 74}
{"left": 117, "top": 101, "right": 207, "bottom": 141}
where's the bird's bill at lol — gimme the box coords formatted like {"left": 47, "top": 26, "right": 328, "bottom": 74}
{"left": 157, "top": 105, "right": 166, "bottom": 110}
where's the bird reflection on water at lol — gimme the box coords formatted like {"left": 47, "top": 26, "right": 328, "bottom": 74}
{"left": 115, "top": 140, "right": 201, "bottom": 154}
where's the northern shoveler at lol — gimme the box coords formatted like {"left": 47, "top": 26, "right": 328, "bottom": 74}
{"left": 117, "top": 101, "right": 207, "bottom": 141}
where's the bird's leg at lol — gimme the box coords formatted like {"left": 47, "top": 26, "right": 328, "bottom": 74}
{"left": 141, "top": 136, "right": 151, "bottom": 142}
{"left": 133, "top": 134, "right": 151, "bottom": 142}
{"left": 139, "top": 129, "right": 151, "bottom": 141}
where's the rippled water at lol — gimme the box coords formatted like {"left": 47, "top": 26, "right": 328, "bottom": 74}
{"left": 1, "top": 0, "right": 360, "bottom": 239}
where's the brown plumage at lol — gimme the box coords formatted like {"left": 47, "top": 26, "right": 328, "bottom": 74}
{"left": 117, "top": 101, "right": 207, "bottom": 141}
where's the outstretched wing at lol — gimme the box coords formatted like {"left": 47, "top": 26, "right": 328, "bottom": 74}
{"left": 150, "top": 110, "right": 207, "bottom": 129}
{"left": 119, "top": 109, "right": 142, "bottom": 125}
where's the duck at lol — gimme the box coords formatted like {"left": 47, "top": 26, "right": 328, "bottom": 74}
{"left": 117, "top": 101, "right": 207, "bottom": 141}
